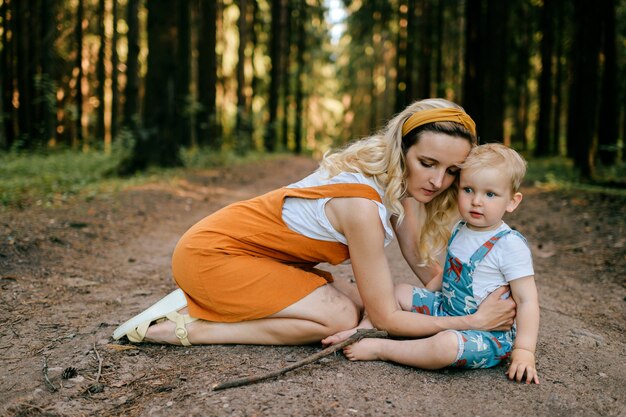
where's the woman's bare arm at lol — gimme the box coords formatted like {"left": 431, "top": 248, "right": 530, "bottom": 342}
{"left": 392, "top": 198, "right": 442, "bottom": 289}
{"left": 326, "top": 197, "right": 496, "bottom": 337}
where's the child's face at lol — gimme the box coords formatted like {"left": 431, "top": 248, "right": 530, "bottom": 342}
{"left": 458, "top": 167, "right": 522, "bottom": 231}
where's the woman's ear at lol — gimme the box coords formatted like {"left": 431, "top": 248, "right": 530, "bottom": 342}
{"left": 506, "top": 192, "right": 523, "bottom": 213}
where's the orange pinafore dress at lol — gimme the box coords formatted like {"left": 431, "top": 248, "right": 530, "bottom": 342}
{"left": 171, "top": 183, "right": 382, "bottom": 323}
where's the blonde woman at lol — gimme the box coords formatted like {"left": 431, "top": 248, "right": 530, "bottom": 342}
{"left": 113, "top": 98, "right": 516, "bottom": 346}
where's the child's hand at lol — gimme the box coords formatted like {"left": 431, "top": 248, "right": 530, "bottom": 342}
{"left": 507, "top": 348, "right": 539, "bottom": 384}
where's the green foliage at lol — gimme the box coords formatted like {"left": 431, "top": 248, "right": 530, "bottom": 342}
{"left": 526, "top": 157, "right": 626, "bottom": 195}
{"left": 0, "top": 147, "right": 291, "bottom": 209}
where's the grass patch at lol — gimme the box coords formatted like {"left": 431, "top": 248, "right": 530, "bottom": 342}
{"left": 526, "top": 157, "right": 626, "bottom": 196}
{"left": 0, "top": 148, "right": 292, "bottom": 210}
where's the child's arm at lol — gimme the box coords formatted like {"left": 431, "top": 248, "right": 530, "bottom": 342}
{"left": 508, "top": 275, "right": 540, "bottom": 384}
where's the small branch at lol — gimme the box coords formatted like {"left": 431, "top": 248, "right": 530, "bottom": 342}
{"left": 93, "top": 342, "right": 103, "bottom": 384}
{"left": 42, "top": 356, "right": 58, "bottom": 392}
{"left": 212, "top": 328, "right": 388, "bottom": 391}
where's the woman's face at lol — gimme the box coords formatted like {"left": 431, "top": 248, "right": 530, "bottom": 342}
{"left": 404, "top": 132, "right": 472, "bottom": 203}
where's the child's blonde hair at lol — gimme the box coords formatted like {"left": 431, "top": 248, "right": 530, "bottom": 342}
{"left": 320, "top": 98, "right": 477, "bottom": 265}
{"left": 460, "top": 143, "right": 527, "bottom": 193}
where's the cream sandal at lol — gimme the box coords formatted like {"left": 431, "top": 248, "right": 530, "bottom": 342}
{"left": 112, "top": 288, "right": 198, "bottom": 346}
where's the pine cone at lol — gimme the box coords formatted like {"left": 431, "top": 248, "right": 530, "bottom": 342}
{"left": 62, "top": 367, "right": 78, "bottom": 379}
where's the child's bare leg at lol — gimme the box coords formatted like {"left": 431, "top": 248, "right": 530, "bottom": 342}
{"left": 394, "top": 283, "right": 417, "bottom": 311}
{"left": 343, "top": 331, "right": 459, "bottom": 370}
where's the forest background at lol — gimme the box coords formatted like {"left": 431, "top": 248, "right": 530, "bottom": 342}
{"left": 1, "top": 0, "right": 625, "bottom": 208}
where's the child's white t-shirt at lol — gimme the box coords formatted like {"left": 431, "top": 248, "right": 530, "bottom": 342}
{"left": 281, "top": 170, "right": 395, "bottom": 247}
{"left": 448, "top": 221, "right": 534, "bottom": 304}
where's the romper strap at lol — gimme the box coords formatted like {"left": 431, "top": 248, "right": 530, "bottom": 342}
{"left": 447, "top": 220, "right": 466, "bottom": 246}
{"left": 468, "top": 228, "right": 512, "bottom": 266}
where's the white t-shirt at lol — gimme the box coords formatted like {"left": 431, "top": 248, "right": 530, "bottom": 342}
{"left": 282, "top": 170, "right": 395, "bottom": 247}
{"left": 448, "top": 221, "right": 534, "bottom": 303}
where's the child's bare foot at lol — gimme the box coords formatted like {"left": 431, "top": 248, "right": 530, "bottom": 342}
{"left": 343, "top": 338, "right": 385, "bottom": 361}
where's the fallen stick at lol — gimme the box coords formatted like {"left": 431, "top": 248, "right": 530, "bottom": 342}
{"left": 42, "top": 356, "right": 58, "bottom": 392}
{"left": 212, "top": 328, "right": 388, "bottom": 391}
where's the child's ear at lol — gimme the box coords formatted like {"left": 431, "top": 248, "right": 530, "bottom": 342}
{"left": 506, "top": 192, "right": 523, "bottom": 213}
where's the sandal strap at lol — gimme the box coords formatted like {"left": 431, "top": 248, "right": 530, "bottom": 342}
{"left": 166, "top": 312, "right": 198, "bottom": 346}
{"left": 126, "top": 320, "right": 151, "bottom": 343}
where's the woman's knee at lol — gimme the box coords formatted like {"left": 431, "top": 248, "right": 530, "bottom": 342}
{"left": 323, "top": 292, "right": 359, "bottom": 333}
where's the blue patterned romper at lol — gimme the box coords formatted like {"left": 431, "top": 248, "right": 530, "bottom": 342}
{"left": 411, "top": 221, "right": 526, "bottom": 369}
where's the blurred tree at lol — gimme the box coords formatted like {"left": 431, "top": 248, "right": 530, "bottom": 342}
{"left": 536, "top": 0, "right": 556, "bottom": 157}
{"left": 597, "top": 0, "right": 618, "bottom": 166}
{"left": 1, "top": 0, "right": 16, "bottom": 150}
{"left": 197, "top": 0, "right": 219, "bottom": 149}
{"left": 75, "top": 0, "right": 84, "bottom": 147}
{"left": 567, "top": 0, "right": 602, "bottom": 179}
{"left": 110, "top": 0, "right": 119, "bottom": 141}
{"left": 122, "top": 0, "right": 140, "bottom": 135}
{"left": 235, "top": 0, "right": 251, "bottom": 154}
{"left": 177, "top": 0, "right": 191, "bottom": 148}
{"left": 95, "top": 0, "right": 106, "bottom": 142}
{"left": 264, "top": 0, "right": 283, "bottom": 152}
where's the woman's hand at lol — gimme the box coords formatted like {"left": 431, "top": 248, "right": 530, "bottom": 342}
{"left": 471, "top": 286, "right": 516, "bottom": 331}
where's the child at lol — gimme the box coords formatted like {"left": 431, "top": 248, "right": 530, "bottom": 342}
{"left": 336, "top": 143, "right": 540, "bottom": 384}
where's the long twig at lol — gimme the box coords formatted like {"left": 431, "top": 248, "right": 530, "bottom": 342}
{"left": 93, "top": 342, "right": 103, "bottom": 383}
{"left": 42, "top": 356, "right": 58, "bottom": 392}
{"left": 212, "top": 328, "right": 388, "bottom": 391}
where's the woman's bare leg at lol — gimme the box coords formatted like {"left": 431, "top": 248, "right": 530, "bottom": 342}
{"left": 343, "top": 331, "right": 458, "bottom": 369}
{"left": 321, "top": 283, "right": 415, "bottom": 346}
{"left": 144, "top": 284, "right": 359, "bottom": 345}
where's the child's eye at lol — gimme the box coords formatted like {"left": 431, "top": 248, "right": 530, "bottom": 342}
{"left": 486, "top": 191, "right": 496, "bottom": 198}
{"left": 463, "top": 187, "right": 473, "bottom": 193}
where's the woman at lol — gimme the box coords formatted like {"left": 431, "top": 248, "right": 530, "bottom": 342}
{"left": 113, "top": 98, "right": 515, "bottom": 346}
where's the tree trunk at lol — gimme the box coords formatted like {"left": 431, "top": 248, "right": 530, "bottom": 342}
{"left": 111, "top": 0, "right": 119, "bottom": 141}
{"left": 462, "top": 0, "right": 481, "bottom": 132}
{"left": 535, "top": 0, "right": 555, "bottom": 156}
{"left": 293, "top": 1, "right": 305, "bottom": 154}
{"left": 281, "top": 0, "right": 293, "bottom": 149}
{"left": 597, "top": 0, "right": 618, "bottom": 166}
{"left": 75, "top": 0, "right": 84, "bottom": 147}
{"left": 418, "top": 0, "right": 432, "bottom": 99}
{"left": 235, "top": 0, "right": 249, "bottom": 154}
{"left": 96, "top": 0, "right": 106, "bottom": 143}
{"left": 123, "top": 0, "right": 140, "bottom": 134}
{"left": 197, "top": 0, "right": 219, "bottom": 149}
{"left": 567, "top": 0, "right": 602, "bottom": 179}
{"left": 16, "top": 0, "right": 33, "bottom": 148}
{"left": 177, "top": 0, "right": 191, "bottom": 147}
{"left": 120, "top": 0, "right": 182, "bottom": 172}
{"left": 552, "top": 0, "right": 565, "bottom": 154}
{"left": 394, "top": 0, "right": 408, "bottom": 113}
{"left": 435, "top": 0, "right": 445, "bottom": 98}
{"left": 264, "top": 0, "right": 282, "bottom": 152}
{"left": 40, "top": 0, "right": 56, "bottom": 147}
{"left": 1, "top": 0, "right": 16, "bottom": 149}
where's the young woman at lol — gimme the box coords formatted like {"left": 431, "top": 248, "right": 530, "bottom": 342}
{"left": 113, "top": 98, "right": 516, "bottom": 346}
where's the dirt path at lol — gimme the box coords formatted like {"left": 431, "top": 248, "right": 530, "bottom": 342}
{"left": 1, "top": 156, "right": 624, "bottom": 417}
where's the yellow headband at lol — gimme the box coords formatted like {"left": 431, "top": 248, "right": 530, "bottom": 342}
{"left": 401, "top": 107, "right": 477, "bottom": 137}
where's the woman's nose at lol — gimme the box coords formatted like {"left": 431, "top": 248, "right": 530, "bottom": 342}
{"left": 429, "top": 170, "right": 445, "bottom": 188}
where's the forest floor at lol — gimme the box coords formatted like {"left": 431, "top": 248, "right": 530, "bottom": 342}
{"left": 1, "top": 155, "right": 625, "bottom": 417}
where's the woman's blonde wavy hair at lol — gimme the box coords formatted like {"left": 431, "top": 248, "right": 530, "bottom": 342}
{"left": 320, "top": 98, "right": 477, "bottom": 265}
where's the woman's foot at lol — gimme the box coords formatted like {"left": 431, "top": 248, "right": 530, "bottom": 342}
{"left": 343, "top": 338, "right": 385, "bottom": 361}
